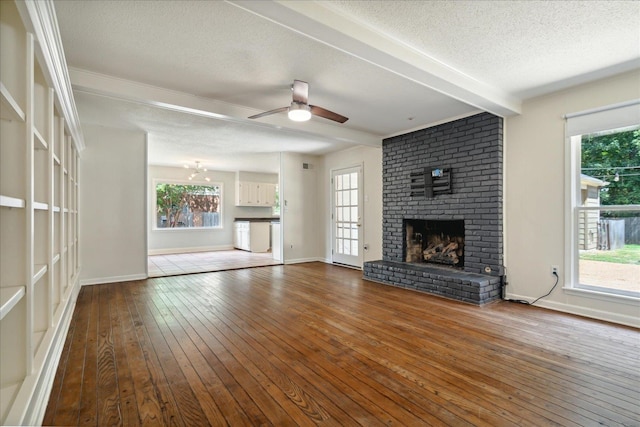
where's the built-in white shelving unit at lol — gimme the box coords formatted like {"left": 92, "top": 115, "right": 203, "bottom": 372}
{"left": 0, "top": 1, "right": 84, "bottom": 424}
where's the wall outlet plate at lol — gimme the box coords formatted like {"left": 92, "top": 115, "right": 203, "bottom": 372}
{"left": 551, "top": 265, "right": 559, "bottom": 275}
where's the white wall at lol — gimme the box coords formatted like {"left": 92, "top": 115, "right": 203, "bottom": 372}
{"left": 148, "top": 165, "right": 277, "bottom": 254}
{"left": 80, "top": 124, "right": 147, "bottom": 285}
{"left": 321, "top": 145, "right": 383, "bottom": 265}
{"left": 281, "top": 153, "right": 322, "bottom": 263}
{"left": 505, "top": 70, "right": 640, "bottom": 327}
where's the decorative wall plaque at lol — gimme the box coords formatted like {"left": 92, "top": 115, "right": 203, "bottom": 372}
{"left": 410, "top": 167, "right": 452, "bottom": 198}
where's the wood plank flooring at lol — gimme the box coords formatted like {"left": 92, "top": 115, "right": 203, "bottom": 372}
{"left": 43, "top": 262, "right": 640, "bottom": 426}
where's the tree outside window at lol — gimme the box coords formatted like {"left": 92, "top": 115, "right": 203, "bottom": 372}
{"left": 156, "top": 183, "right": 221, "bottom": 229}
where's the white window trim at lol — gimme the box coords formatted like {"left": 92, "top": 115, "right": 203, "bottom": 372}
{"left": 564, "top": 100, "right": 640, "bottom": 300}
{"left": 152, "top": 178, "right": 224, "bottom": 231}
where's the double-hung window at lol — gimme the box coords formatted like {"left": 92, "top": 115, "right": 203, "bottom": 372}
{"left": 565, "top": 100, "right": 640, "bottom": 298}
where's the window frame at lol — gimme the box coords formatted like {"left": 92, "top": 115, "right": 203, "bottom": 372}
{"left": 564, "top": 101, "right": 640, "bottom": 301}
{"left": 153, "top": 178, "right": 224, "bottom": 231}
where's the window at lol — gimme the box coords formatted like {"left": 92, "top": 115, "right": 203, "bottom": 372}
{"left": 566, "top": 101, "right": 640, "bottom": 297}
{"left": 155, "top": 182, "right": 222, "bottom": 229}
{"left": 272, "top": 185, "right": 280, "bottom": 216}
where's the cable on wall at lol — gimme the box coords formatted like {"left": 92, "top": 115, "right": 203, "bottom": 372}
{"left": 506, "top": 272, "right": 560, "bottom": 306}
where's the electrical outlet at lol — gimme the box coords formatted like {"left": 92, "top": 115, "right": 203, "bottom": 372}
{"left": 551, "top": 265, "right": 559, "bottom": 276}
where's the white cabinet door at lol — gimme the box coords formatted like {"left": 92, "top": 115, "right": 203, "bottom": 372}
{"left": 249, "top": 222, "right": 270, "bottom": 252}
{"left": 236, "top": 181, "right": 276, "bottom": 206}
{"left": 260, "top": 183, "right": 276, "bottom": 206}
{"left": 234, "top": 222, "right": 250, "bottom": 250}
{"left": 236, "top": 182, "right": 255, "bottom": 206}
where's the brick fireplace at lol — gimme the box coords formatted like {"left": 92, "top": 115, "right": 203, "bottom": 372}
{"left": 363, "top": 112, "right": 504, "bottom": 304}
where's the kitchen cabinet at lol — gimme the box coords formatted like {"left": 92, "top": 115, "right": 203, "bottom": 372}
{"left": 234, "top": 221, "right": 270, "bottom": 252}
{"left": 235, "top": 181, "right": 276, "bottom": 207}
{"left": 271, "top": 222, "right": 282, "bottom": 261}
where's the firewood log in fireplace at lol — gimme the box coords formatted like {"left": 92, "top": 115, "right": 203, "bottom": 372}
{"left": 423, "top": 241, "right": 460, "bottom": 264}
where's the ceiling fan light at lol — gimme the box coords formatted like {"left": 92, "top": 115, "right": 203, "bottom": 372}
{"left": 288, "top": 103, "right": 311, "bottom": 122}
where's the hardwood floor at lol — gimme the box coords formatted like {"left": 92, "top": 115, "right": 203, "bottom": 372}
{"left": 43, "top": 263, "right": 640, "bottom": 426}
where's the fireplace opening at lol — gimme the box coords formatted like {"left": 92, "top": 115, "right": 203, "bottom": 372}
{"left": 404, "top": 219, "right": 465, "bottom": 268}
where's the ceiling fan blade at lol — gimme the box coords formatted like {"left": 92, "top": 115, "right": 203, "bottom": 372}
{"left": 248, "top": 106, "right": 289, "bottom": 120}
{"left": 291, "top": 80, "right": 309, "bottom": 104}
{"left": 310, "top": 105, "right": 349, "bottom": 123}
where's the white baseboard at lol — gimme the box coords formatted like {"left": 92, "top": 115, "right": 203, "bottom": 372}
{"left": 148, "top": 245, "right": 234, "bottom": 255}
{"left": 81, "top": 273, "right": 147, "bottom": 286}
{"left": 284, "top": 257, "right": 324, "bottom": 265}
{"left": 505, "top": 293, "right": 640, "bottom": 328}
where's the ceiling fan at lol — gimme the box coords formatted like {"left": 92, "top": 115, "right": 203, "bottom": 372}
{"left": 248, "top": 80, "right": 348, "bottom": 123}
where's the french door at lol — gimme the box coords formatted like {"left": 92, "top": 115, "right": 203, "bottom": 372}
{"left": 331, "top": 166, "right": 363, "bottom": 268}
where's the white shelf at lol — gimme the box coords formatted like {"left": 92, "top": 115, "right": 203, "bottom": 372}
{"left": 0, "top": 195, "right": 25, "bottom": 208}
{"left": 0, "top": 286, "right": 25, "bottom": 320}
{"left": 33, "top": 128, "right": 47, "bottom": 150}
{"left": 0, "top": 382, "right": 21, "bottom": 423}
{"left": 0, "top": 82, "right": 25, "bottom": 122}
{"left": 0, "top": 1, "right": 84, "bottom": 424}
{"left": 32, "top": 264, "right": 47, "bottom": 284}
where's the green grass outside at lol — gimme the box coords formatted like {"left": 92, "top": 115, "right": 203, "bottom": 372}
{"left": 580, "top": 244, "right": 640, "bottom": 264}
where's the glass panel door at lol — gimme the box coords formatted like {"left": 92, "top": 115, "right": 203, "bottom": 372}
{"left": 331, "top": 166, "right": 363, "bottom": 267}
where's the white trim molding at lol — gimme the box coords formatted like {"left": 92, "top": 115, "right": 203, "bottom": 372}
{"left": 80, "top": 274, "right": 148, "bottom": 286}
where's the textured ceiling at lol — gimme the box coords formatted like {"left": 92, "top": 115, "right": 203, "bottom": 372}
{"left": 52, "top": 0, "right": 640, "bottom": 168}
{"left": 325, "top": 0, "right": 640, "bottom": 98}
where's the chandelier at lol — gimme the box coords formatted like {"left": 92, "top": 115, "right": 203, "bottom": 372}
{"left": 184, "top": 161, "right": 211, "bottom": 182}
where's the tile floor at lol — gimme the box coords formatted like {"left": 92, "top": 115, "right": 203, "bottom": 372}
{"left": 148, "top": 249, "right": 281, "bottom": 277}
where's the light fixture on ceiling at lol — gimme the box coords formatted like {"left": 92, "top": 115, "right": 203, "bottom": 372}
{"left": 185, "top": 161, "right": 211, "bottom": 182}
{"left": 249, "top": 80, "right": 348, "bottom": 123}
{"left": 287, "top": 102, "right": 311, "bottom": 122}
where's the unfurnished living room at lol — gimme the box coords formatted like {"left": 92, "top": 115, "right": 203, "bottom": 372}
{"left": 1, "top": 1, "right": 639, "bottom": 426}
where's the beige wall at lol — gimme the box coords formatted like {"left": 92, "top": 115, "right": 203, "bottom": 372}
{"left": 80, "top": 124, "right": 147, "bottom": 284}
{"left": 505, "top": 70, "right": 640, "bottom": 327}
{"left": 320, "top": 145, "right": 383, "bottom": 265}
{"left": 281, "top": 152, "right": 323, "bottom": 263}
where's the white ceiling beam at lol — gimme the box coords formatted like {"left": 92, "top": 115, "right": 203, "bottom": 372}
{"left": 69, "top": 68, "right": 382, "bottom": 147}
{"left": 229, "top": 0, "right": 522, "bottom": 117}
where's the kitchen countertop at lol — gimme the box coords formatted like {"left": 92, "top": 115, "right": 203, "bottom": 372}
{"left": 235, "top": 217, "right": 280, "bottom": 223}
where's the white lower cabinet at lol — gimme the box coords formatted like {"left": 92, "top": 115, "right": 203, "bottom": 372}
{"left": 234, "top": 221, "right": 270, "bottom": 253}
